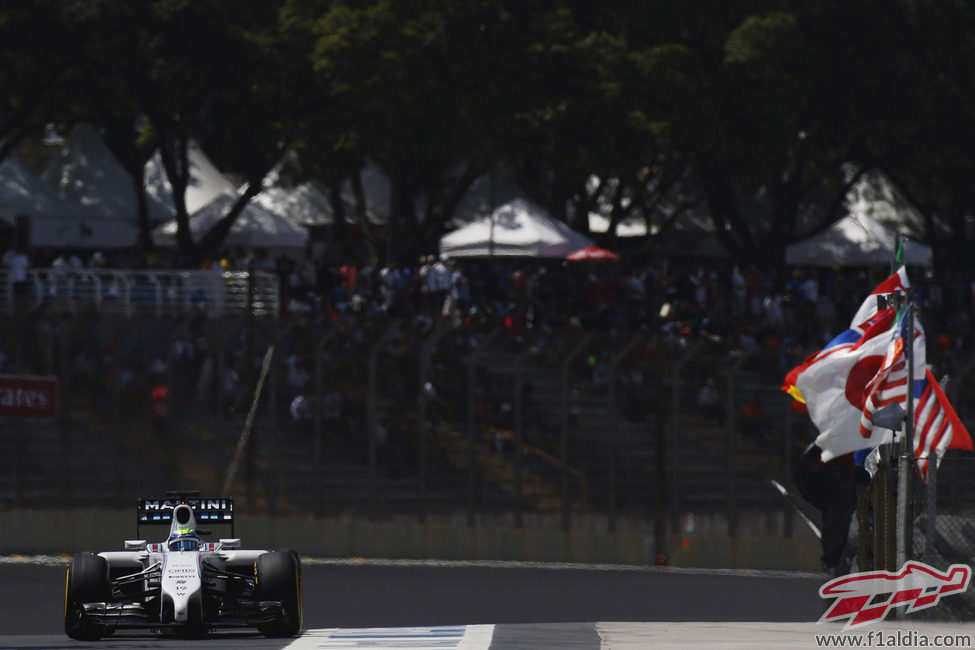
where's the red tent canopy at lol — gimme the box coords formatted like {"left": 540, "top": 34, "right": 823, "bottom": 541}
{"left": 566, "top": 245, "right": 620, "bottom": 261}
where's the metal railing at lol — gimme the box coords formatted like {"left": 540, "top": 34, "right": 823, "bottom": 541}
{"left": 1, "top": 268, "right": 279, "bottom": 317}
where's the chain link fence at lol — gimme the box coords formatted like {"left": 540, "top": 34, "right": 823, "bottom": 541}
{"left": 2, "top": 302, "right": 973, "bottom": 581}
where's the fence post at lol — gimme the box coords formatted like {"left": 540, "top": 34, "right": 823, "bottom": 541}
{"left": 607, "top": 335, "right": 644, "bottom": 533}
{"left": 874, "top": 450, "right": 897, "bottom": 572}
{"left": 924, "top": 459, "right": 937, "bottom": 566}
{"left": 895, "top": 305, "right": 918, "bottom": 590}
{"left": 368, "top": 320, "right": 401, "bottom": 518}
{"left": 670, "top": 340, "right": 703, "bottom": 530}
{"left": 4, "top": 271, "right": 11, "bottom": 315}
{"left": 165, "top": 324, "right": 178, "bottom": 408}
{"left": 217, "top": 346, "right": 227, "bottom": 417}
{"left": 59, "top": 313, "right": 71, "bottom": 420}
{"left": 513, "top": 347, "right": 529, "bottom": 528}
{"left": 268, "top": 339, "right": 278, "bottom": 434}
{"left": 467, "top": 328, "right": 501, "bottom": 525}
{"left": 561, "top": 332, "right": 593, "bottom": 531}
{"left": 313, "top": 322, "right": 339, "bottom": 515}
{"left": 726, "top": 350, "right": 754, "bottom": 538}
{"left": 418, "top": 324, "right": 449, "bottom": 522}
{"left": 784, "top": 405, "right": 794, "bottom": 537}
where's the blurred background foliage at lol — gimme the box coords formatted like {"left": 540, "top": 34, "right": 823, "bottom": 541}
{"left": 3, "top": 0, "right": 975, "bottom": 275}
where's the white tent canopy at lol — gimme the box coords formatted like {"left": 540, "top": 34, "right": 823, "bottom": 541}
{"left": 439, "top": 198, "right": 594, "bottom": 258}
{"left": 848, "top": 170, "right": 933, "bottom": 240}
{"left": 786, "top": 212, "right": 932, "bottom": 266}
{"left": 253, "top": 179, "right": 335, "bottom": 227}
{"left": 0, "top": 150, "right": 88, "bottom": 221}
{"left": 43, "top": 122, "right": 171, "bottom": 225}
{"left": 250, "top": 152, "right": 385, "bottom": 226}
{"left": 152, "top": 191, "right": 309, "bottom": 250}
{"left": 0, "top": 149, "right": 138, "bottom": 248}
{"left": 144, "top": 139, "right": 237, "bottom": 216}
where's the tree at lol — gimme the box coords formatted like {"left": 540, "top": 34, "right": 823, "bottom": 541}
{"left": 57, "top": 0, "right": 301, "bottom": 264}
{"left": 656, "top": 4, "right": 869, "bottom": 282}
{"left": 857, "top": 1, "right": 975, "bottom": 272}
{"left": 0, "top": 2, "right": 87, "bottom": 160}
{"left": 298, "top": 0, "right": 493, "bottom": 262}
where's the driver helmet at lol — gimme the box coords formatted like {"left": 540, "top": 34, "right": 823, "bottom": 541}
{"left": 167, "top": 528, "right": 201, "bottom": 551}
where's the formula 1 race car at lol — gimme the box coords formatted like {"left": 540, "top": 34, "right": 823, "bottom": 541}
{"left": 63, "top": 491, "right": 302, "bottom": 640}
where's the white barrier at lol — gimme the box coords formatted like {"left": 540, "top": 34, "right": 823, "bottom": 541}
{"left": 1, "top": 268, "right": 279, "bottom": 317}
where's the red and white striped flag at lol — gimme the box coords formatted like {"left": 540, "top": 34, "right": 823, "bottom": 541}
{"left": 859, "top": 309, "right": 925, "bottom": 438}
{"left": 914, "top": 368, "right": 974, "bottom": 482}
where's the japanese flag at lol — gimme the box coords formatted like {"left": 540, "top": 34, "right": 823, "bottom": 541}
{"left": 796, "top": 309, "right": 898, "bottom": 461}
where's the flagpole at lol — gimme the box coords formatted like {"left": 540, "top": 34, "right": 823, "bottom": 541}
{"left": 895, "top": 293, "right": 915, "bottom": 576}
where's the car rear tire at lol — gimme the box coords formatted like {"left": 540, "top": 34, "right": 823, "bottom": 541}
{"left": 64, "top": 552, "right": 110, "bottom": 641}
{"left": 255, "top": 551, "right": 302, "bottom": 637}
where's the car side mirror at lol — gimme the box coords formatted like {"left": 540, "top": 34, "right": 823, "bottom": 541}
{"left": 218, "top": 538, "right": 241, "bottom": 549}
{"left": 124, "top": 539, "right": 147, "bottom": 550}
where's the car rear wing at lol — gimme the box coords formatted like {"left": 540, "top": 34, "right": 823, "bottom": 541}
{"left": 137, "top": 491, "right": 234, "bottom": 537}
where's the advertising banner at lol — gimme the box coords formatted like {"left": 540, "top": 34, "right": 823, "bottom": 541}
{"left": 0, "top": 375, "right": 58, "bottom": 418}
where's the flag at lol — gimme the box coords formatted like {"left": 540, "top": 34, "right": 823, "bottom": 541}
{"left": 858, "top": 305, "right": 926, "bottom": 439}
{"left": 782, "top": 266, "right": 910, "bottom": 406}
{"left": 845, "top": 266, "right": 910, "bottom": 341}
{"left": 914, "top": 368, "right": 974, "bottom": 482}
{"left": 795, "top": 309, "right": 899, "bottom": 461}
{"left": 783, "top": 308, "right": 895, "bottom": 408}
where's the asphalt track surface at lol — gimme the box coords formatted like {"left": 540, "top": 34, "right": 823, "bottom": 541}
{"left": 0, "top": 558, "right": 834, "bottom": 648}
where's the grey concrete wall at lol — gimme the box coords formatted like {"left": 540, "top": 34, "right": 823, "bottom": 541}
{"left": 0, "top": 509, "right": 822, "bottom": 571}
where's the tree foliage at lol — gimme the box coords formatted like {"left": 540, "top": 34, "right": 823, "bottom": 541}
{"left": 4, "top": 0, "right": 975, "bottom": 273}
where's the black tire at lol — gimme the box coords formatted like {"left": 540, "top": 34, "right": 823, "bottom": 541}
{"left": 279, "top": 548, "right": 302, "bottom": 571}
{"left": 64, "top": 552, "right": 110, "bottom": 641}
{"left": 255, "top": 551, "right": 302, "bottom": 637}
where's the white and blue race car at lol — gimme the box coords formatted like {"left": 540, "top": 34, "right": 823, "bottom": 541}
{"left": 64, "top": 491, "right": 302, "bottom": 640}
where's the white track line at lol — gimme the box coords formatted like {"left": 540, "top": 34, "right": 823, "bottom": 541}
{"left": 284, "top": 625, "right": 494, "bottom": 650}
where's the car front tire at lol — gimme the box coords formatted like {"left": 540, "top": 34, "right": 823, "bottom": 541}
{"left": 64, "top": 552, "right": 110, "bottom": 641}
{"left": 255, "top": 551, "right": 302, "bottom": 637}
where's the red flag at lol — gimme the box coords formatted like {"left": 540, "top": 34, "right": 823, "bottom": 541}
{"left": 914, "top": 368, "right": 974, "bottom": 481}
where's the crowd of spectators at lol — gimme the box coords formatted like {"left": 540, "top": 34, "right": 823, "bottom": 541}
{"left": 262, "top": 250, "right": 975, "bottom": 388}
{"left": 3, "top": 241, "right": 975, "bottom": 442}
{"left": 2, "top": 237, "right": 975, "bottom": 530}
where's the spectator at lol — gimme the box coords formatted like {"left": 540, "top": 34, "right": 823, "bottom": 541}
{"left": 740, "top": 392, "right": 772, "bottom": 441}
{"left": 4, "top": 243, "right": 30, "bottom": 309}
{"left": 731, "top": 265, "right": 747, "bottom": 316}
{"left": 794, "top": 444, "right": 859, "bottom": 574}
{"left": 224, "top": 362, "right": 244, "bottom": 416}
{"left": 447, "top": 261, "right": 471, "bottom": 317}
{"left": 89, "top": 250, "right": 107, "bottom": 268}
{"left": 322, "top": 385, "right": 345, "bottom": 436}
{"left": 149, "top": 376, "right": 170, "bottom": 436}
{"left": 428, "top": 254, "right": 452, "bottom": 315}
{"left": 290, "top": 390, "right": 314, "bottom": 423}
{"left": 697, "top": 377, "right": 724, "bottom": 423}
